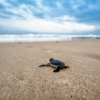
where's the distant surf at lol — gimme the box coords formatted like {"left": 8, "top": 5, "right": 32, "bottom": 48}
{"left": 0, "top": 34, "right": 100, "bottom": 43}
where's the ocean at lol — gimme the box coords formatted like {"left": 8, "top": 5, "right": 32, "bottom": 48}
{"left": 0, "top": 33, "right": 100, "bottom": 43}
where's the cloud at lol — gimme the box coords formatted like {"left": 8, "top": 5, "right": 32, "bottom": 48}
{"left": 0, "top": 0, "right": 100, "bottom": 34}
{"left": 0, "top": 15, "right": 95, "bottom": 33}
{"left": 0, "top": 0, "right": 11, "bottom": 6}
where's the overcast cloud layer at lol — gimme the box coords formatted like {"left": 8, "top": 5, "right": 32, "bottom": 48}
{"left": 0, "top": 0, "right": 100, "bottom": 34}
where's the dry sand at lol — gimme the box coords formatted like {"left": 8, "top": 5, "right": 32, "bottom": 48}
{"left": 0, "top": 39, "right": 100, "bottom": 100}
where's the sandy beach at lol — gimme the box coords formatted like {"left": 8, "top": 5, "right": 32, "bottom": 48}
{"left": 0, "top": 39, "right": 100, "bottom": 100}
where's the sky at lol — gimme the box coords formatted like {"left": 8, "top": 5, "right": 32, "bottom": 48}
{"left": 0, "top": 0, "right": 100, "bottom": 35}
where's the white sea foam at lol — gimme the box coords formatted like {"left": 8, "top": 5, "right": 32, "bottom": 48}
{"left": 0, "top": 34, "right": 100, "bottom": 43}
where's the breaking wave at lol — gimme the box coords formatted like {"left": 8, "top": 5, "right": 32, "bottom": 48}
{"left": 0, "top": 34, "right": 100, "bottom": 43}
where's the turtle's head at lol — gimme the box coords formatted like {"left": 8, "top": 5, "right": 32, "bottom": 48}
{"left": 50, "top": 58, "right": 54, "bottom": 62}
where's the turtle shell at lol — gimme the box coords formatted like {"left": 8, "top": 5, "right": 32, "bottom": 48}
{"left": 50, "top": 59, "right": 65, "bottom": 66}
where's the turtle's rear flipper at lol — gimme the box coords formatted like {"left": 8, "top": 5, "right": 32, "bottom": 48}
{"left": 38, "top": 64, "right": 46, "bottom": 67}
{"left": 38, "top": 63, "right": 50, "bottom": 67}
{"left": 53, "top": 66, "right": 60, "bottom": 72}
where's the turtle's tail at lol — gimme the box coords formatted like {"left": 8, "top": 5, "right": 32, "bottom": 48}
{"left": 64, "top": 66, "right": 69, "bottom": 68}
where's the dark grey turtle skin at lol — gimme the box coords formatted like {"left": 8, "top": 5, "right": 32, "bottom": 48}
{"left": 38, "top": 58, "right": 69, "bottom": 72}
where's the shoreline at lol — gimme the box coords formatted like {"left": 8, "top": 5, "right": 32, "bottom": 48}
{"left": 0, "top": 38, "right": 99, "bottom": 44}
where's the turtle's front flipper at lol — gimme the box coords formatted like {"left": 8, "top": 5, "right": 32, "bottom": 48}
{"left": 53, "top": 66, "right": 60, "bottom": 72}
{"left": 38, "top": 63, "right": 50, "bottom": 67}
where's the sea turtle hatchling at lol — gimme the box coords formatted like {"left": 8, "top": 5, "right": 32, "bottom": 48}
{"left": 38, "top": 58, "right": 69, "bottom": 72}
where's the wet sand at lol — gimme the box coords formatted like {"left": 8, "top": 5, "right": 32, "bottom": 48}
{"left": 0, "top": 39, "right": 100, "bottom": 100}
